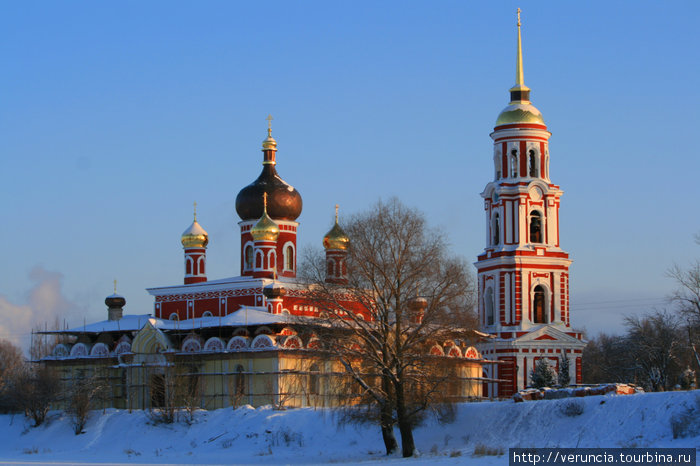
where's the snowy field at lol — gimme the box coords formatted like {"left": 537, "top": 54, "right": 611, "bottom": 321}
{"left": 0, "top": 391, "right": 698, "bottom": 465}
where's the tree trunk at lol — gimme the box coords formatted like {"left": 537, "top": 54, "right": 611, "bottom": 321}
{"left": 380, "top": 375, "right": 398, "bottom": 454}
{"left": 380, "top": 415, "right": 398, "bottom": 455}
{"left": 394, "top": 381, "right": 415, "bottom": 457}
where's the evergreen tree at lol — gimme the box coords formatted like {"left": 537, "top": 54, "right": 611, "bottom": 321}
{"left": 558, "top": 356, "right": 571, "bottom": 387}
{"left": 530, "top": 358, "right": 556, "bottom": 389}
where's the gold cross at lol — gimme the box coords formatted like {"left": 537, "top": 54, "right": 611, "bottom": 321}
{"left": 113, "top": 279, "right": 117, "bottom": 294}
{"left": 266, "top": 114, "right": 273, "bottom": 131}
{"left": 193, "top": 201, "right": 198, "bottom": 221}
{"left": 335, "top": 204, "right": 339, "bottom": 223}
{"left": 517, "top": 8, "right": 521, "bottom": 27}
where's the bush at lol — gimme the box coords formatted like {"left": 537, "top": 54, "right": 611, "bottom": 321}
{"left": 559, "top": 399, "right": 584, "bottom": 417}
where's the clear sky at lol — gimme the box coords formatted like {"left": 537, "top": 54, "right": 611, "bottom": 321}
{"left": 2, "top": 1, "right": 699, "bottom": 350}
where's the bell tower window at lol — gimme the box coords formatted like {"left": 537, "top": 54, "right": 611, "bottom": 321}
{"left": 510, "top": 150, "right": 518, "bottom": 178}
{"left": 529, "top": 150, "right": 538, "bottom": 177}
{"left": 485, "top": 287, "right": 494, "bottom": 326}
{"left": 530, "top": 211, "right": 542, "bottom": 243}
{"left": 533, "top": 285, "right": 546, "bottom": 323}
{"left": 492, "top": 213, "right": 500, "bottom": 246}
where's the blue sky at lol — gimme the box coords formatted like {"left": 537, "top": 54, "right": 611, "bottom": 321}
{"left": 1, "top": 1, "right": 699, "bottom": 348}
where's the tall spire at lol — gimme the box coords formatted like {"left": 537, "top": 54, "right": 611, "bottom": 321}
{"left": 509, "top": 8, "right": 531, "bottom": 103}
{"left": 262, "top": 114, "right": 277, "bottom": 156}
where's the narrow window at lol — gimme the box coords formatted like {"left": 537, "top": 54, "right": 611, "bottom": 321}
{"left": 510, "top": 150, "right": 518, "bottom": 178}
{"left": 485, "top": 287, "right": 494, "bottom": 326}
{"left": 492, "top": 213, "right": 500, "bottom": 246}
{"left": 285, "top": 245, "right": 294, "bottom": 271}
{"left": 199, "top": 256, "right": 205, "bottom": 274}
{"left": 245, "top": 245, "right": 254, "bottom": 270}
{"left": 529, "top": 150, "right": 538, "bottom": 177}
{"left": 530, "top": 211, "right": 542, "bottom": 243}
{"left": 533, "top": 285, "right": 546, "bottom": 324}
{"left": 255, "top": 251, "right": 262, "bottom": 269}
{"left": 186, "top": 258, "right": 192, "bottom": 275}
{"left": 327, "top": 259, "right": 334, "bottom": 276}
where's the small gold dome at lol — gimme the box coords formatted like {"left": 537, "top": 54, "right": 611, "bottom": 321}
{"left": 181, "top": 220, "right": 209, "bottom": 248}
{"left": 495, "top": 102, "right": 545, "bottom": 126}
{"left": 250, "top": 193, "right": 280, "bottom": 242}
{"left": 323, "top": 205, "right": 349, "bottom": 250}
{"left": 262, "top": 133, "right": 277, "bottom": 151}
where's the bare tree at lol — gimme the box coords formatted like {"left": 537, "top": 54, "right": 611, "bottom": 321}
{"left": 9, "top": 365, "right": 60, "bottom": 426}
{"left": 625, "top": 310, "right": 685, "bottom": 391}
{"left": 0, "top": 340, "right": 26, "bottom": 412}
{"left": 582, "top": 332, "right": 634, "bottom": 384}
{"left": 67, "top": 374, "right": 109, "bottom": 434}
{"left": 303, "top": 198, "right": 476, "bottom": 457}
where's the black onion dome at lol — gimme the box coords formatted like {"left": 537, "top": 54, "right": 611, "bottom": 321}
{"left": 105, "top": 293, "right": 126, "bottom": 308}
{"left": 235, "top": 165, "right": 303, "bottom": 221}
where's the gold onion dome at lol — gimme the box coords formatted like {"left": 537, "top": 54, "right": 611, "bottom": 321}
{"left": 250, "top": 193, "right": 280, "bottom": 242}
{"left": 181, "top": 203, "right": 209, "bottom": 248}
{"left": 323, "top": 205, "right": 350, "bottom": 250}
{"left": 495, "top": 8, "right": 546, "bottom": 127}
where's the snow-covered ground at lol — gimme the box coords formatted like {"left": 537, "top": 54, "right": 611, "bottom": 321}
{"left": 0, "top": 391, "right": 698, "bottom": 465}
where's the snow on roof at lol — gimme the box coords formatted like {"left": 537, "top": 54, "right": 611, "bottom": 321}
{"left": 44, "top": 307, "right": 292, "bottom": 335}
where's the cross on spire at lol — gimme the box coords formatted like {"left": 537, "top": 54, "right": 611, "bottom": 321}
{"left": 113, "top": 279, "right": 117, "bottom": 294}
{"left": 193, "top": 201, "right": 198, "bottom": 221}
{"left": 266, "top": 114, "right": 273, "bottom": 136}
{"left": 335, "top": 204, "right": 339, "bottom": 223}
{"left": 263, "top": 192, "right": 268, "bottom": 212}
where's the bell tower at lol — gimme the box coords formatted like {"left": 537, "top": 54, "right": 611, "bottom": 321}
{"left": 475, "top": 10, "right": 585, "bottom": 398}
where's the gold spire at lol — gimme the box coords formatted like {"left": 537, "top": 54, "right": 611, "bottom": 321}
{"left": 251, "top": 192, "right": 280, "bottom": 242}
{"left": 262, "top": 114, "right": 277, "bottom": 151}
{"left": 114, "top": 279, "right": 117, "bottom": 294}
{"left": 193, "top": 201, "right": 198, "bottom": 221}
{"left": 509, "top": 8, "right": 530, "bottom": 102}
{"left": 323, "top": 204, "right": 350, "bottom": 251}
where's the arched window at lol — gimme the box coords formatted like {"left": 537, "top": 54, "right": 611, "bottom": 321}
{"left": 285, "top": 245, "right": 294, "bottom": 271}
{"left": 202, "top": 311, "right": 213, "bottom": 318}
{"left": 186, "top": 257, "right": 192, "bottom": 275}
{"left": 234, "top": 364, "right": 246, "bottom": 397}
{"left": 309, "top": 363, "right": 320, "bottom": 395}
{"left": 255, "top": 251, "right": 262, "bottom": 269}
{"left": 533, "top": 285, "right": 546, "bottom": 324}
{"left": 529, "top": 150, "right": 538, "bottom": 177}
{"left": 244, "top": 245, "right": 254, "bottom": 270}
{"left": 198, "top": 256, "right": 205, "bottom": 274}
{"left": 510, "top": 149, "right": 518, "bottom": 178}
{"left": 485, "top": 287, "right": 494, "bottom": 326}
{"left": 530, "top": 211, "right": 542, "bottom": 243}
{"left": 492, "top": 213, "right": 500, "bottom": 246}
{"left": 327, "top": 259, "right": 334, "bottom": 276}
{"left": 268, "top": 250, "right": 276, "bottom": 269}
{"left": 169, "top": 313, "right": 179, "bottom": 321}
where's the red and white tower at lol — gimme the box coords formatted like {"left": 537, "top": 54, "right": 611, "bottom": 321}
{"left": 476, "top": 10, "right": 585, "bottom": 398}
{"left": 236, "top": 115, "right": 303, "bottom": 279}
{"left": 322, "top": 205, "right": 350, "bottom": 285}
{"left": 181, "top": 203, "right": 208, "bottom": 284}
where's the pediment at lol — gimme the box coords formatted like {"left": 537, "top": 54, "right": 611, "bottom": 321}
{"left": 514, "top": 325, "right": 585, "bottom": 346}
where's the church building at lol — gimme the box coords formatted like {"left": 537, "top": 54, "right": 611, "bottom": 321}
{"left": 475, "top": 11, "right": 586, "bottom": 398}
{"left": 40, "top": 117, "right": 485, "bottom": 409}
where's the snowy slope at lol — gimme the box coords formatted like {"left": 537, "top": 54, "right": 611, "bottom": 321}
{"left": 0, "top": 391, "right": 698, "bottom": 465}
